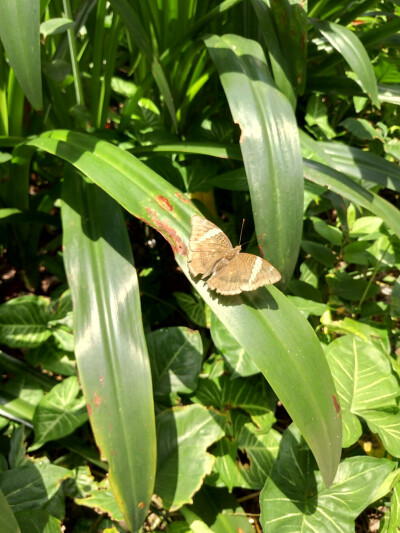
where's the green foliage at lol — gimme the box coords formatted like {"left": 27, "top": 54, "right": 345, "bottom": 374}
{"left": 0, "top": 0, "right": 400, "bottom": 532}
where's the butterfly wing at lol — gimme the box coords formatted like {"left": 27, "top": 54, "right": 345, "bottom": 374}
{"left": 207, "top": 253, "right": 281, "bottom": 295}
{"left": 188, "top": 215, "right": 233, "bottom": 277}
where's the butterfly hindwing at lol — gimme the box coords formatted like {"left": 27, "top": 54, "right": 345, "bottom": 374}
{"left": 207, "top": 254, "right": 281, "bottom": 295}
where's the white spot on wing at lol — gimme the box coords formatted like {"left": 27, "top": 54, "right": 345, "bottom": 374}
{"left": 249, "top": 257, "right": 263, "bottom": 287}
{"left": 197, "top": 227, "right": 223, "bottom": 243}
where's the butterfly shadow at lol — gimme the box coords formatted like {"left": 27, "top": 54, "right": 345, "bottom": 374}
{"left": 197, "top": 281, "right": 280, "bottom": 311}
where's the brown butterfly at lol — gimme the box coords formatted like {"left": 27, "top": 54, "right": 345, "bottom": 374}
{"left": 188, "top": 215, "right": 281, "bottom": 295}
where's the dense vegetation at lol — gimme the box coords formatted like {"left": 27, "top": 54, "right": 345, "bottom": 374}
{"left": 1, "top": 1, "right": 400, "bottom": 532}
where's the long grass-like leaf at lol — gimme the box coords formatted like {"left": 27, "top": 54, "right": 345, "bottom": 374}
{"left": 61, "top": 168, "right": 156, "bottom": 531}
{"left": 310, "top": 19, "right": 379, "bottom": 107}
{"left": 0, "top": 0, "right": 42, "bottom": 110}
{"left": 303, "top": 158, "right": 400, "bottom": 239}
{"left": 24, "top": 130, "right": 342, "bottom": 486}
{"left": 205, "top": 34, "right": 304, "bottom": 287}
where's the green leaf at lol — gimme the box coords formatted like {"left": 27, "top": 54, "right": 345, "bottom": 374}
{"left": 25, "top": 131, "right": 342, "bottom": 487}
{"left": 205, "top": 34, "right": 303, "bottom": 286}
{"left": 30, "top": 376, "right": 88, "bottom": 451}
{"left": 341, "top": 117, "right": 384, "bottom": 140}
{"left": 182, "top": 486, "right": 254, "bottom": 533}
{"left": 303, "top": 158, "right": 400, "bottom": 240}
{"left": 311, "top": 217, "right": 343, "bottom": 246}
{"left": 26, "top": 338, "right": 76, "bottom": 376}
{"left": 302, "top": 134, "right": 400, "bottom": 193}
{"left": 193, "top": 373, "right": 276, "bottom": 429}
{"left": 0, "top": 461, "right": 72, "bottom": 513}
{"left": 155, "top": 404, "right": 225, "bottom": 510}
{"left": 39, "top": 18, "right": 74, "bottom": 37}
{"left": 326, "top": 271, "right": 380, "bottom": 302}
{"left": 310, "top": 19, "right": 379, "bottom": 107}
{"left": 0, "top": 295, "right": 52, "bottom": 348}
{"left": 301, "top": 240, "right": 336, "bottom": 267}
{"left": 75, "top": 479, "right": 124, "bottom": 523}
{"left": 61, "top": 170, "right": 156, "bottom": 532}
{"left": 349, "top": 216, "right": 383, "bottom": 237}
{"left": 0, "top": 489, "right": 21, "bottom": 533}
{"left": 210, "top": 313, "right": 259, "bottom": 377}
{"left": 173, "top": 291, "right": 207, "bottom": 327}
{"left": 287, "top": 296, "right": 328, "bottom": 318}
{"left": 325, "top": 335, "right": 400, "bottom": 453}
{"left": 260, "top": 425, "right": 395, "bottom": 532}
{"left": 390, "top": 275, "right": 400, "bottom": 318}
{"left": 147, "top": 327, "right": 203, "bottom": 396}
{"left": 0, "top": 0, "right": 42, "bottom": 110}
{"left": 212, "top": 414, "right": 281, "bottom": 490}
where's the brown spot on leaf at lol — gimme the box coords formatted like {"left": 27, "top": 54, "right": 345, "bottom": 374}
{"left": 94, "top": 392, "right": 101, "bottom": 407}
{"left": 87, "top": 404, "right": 92, "bottom": 416}
{"left": 175, "top": 191, "right": 191, "bottom": 204}
{"left": 146, "top": 208, "right": 187, "bottom": 255}
{"left": 138, "top": 501, "right": 145, "bottom": 509}
{"left": 333, "top": 395, "right": 341, "bottom": 417}
{"left": 156, "top": 195, "right": 173, "bottom": 211}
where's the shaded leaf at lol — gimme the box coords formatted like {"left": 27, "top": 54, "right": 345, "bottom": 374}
{"left": 155, "top": 405, "right": 225, "bottom": 510}
{"left": 30, "top": 376, "right": 88, "bottom": 451}
{"left": 147, "top": 327, "right": 203, "bottom": 396}
{"left": 260, "top": 425, "right": 395, "bottom": 532}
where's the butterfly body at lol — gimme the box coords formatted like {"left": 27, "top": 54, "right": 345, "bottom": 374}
{"left": 188, "top": 215, "right": 281, "bottom": 295}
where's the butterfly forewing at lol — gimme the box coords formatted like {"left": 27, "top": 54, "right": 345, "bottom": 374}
{"left": 188, "top": 215, "right": 233, "bottom": 277}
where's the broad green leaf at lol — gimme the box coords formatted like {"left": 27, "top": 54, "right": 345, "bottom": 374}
{"left": 0, "top": 489, "right": 21, "bottom": 533}
{"left": 341, "top": 117, "right": 384, "bottom": 140}
{"left": 349, "top": 216, "right": 383, "bottom": 237}
{"left": 325, "top": 335, "right": 400, "bottom": 453}
{"left": 0, "top": 0, "right": 42, "bottom": 109}
{"left": 0, "top": 295, "right": 52, "bottom": 348}
{"left": 210, "top": 313, "right": 259, "bottom": 377}
{"left": 301, "top": 240, "right": 336, "bottom": 267}
{"left": 147, "top": 327, "right": 203, "bottom": 396}
{"left": 321, "top": 315, "right": 389, "bottom": 353}
{"left": 30, "top": 376, "right": 88, "bottom": 451}
{"left": 0, "top": 461, "right": 72, "bottom": 513}
{"left": 326, "top": 271, "right": 380, "bottom": 302}
{"left": 182, "top": 486, "right": 254, "bottom": 533}
{"left": 173, "top": 291, "right": 207, "bottom": 327}
{"left": 311, "top": 217, "right": 342, "bottom": 246}
{"left": 303, "top": 158, "right": 400, "bottom": 240}
{"left": 310, "top": 19, "right": 379, "bottom": 107}
{"left": 155, "top": 404, "right": 225, "bottom": 510}
{"left": 260, "top": 426, "right": 395, "bottom": 532}
{"left": 25, "top": 131, "right": 342, "bottom": 487}
{"left": 212, "top": 415, "right": 281, "bottom": 490}
{"left": 26, "top": 338, "right": 76, "bottom": 377}
{"left": 75, "top": 479, "right": 124, "bottom": 523}
{"left": 205, "top": 34, "right": 303, "bottom": 286}
{"left": 61, "top": 171, "right": 156, "bottom": 532}
{"left": 193, "top": 373, "right": 276, "bottom": 428}
{"left": 287, "top": 296, "right": 328, "bottom": 318}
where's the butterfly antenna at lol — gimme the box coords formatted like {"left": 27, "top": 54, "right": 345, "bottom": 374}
{"left": 239, "top": 218, "right": 245, "bottom": 245}
{"left": 241, "top": 233, "right": 267, "bottom": 247}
